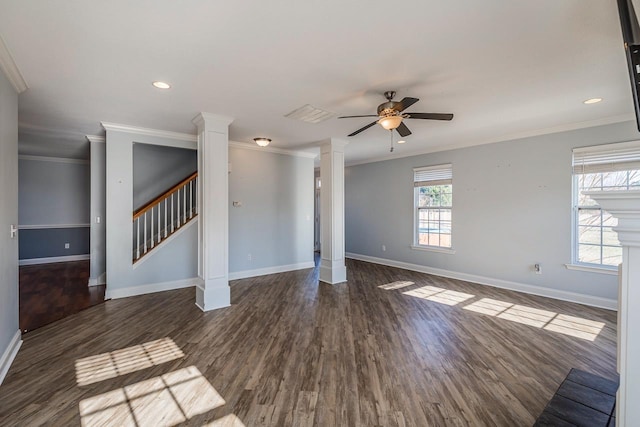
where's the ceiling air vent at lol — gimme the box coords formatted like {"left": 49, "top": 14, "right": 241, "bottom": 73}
{"left": 285, "top": 104, "right": 335, "bottom": 123}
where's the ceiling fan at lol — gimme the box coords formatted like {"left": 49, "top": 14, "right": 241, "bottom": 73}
{"left": 338, "top": 91, "right": 454, "bottom": 137}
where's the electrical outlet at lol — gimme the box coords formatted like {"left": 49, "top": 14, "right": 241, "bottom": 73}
{"left": 248, "top": 253, "right": 252, "bottom": 261}
{"left": 64, "top": 243, "right": 70, "bottom": 249}
{"left": 534, "top": 263, "right": 541, "bottom": 274}
{"left": 382, "top": 245, "right": 386, "bottom": 252}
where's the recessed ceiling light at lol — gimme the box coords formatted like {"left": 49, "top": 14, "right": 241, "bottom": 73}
{"left": 397, "top": 140, "right": 406, "bottom": 144}
{"left": 583, "top": 98, "right": 602, "bottom": 104}
{"left": 152, "top": 81, "right": 171, "bottom": 89}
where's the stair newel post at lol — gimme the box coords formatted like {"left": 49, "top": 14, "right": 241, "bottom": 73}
{"left": 192, "top": 112, "right": 234, "bottom": 312}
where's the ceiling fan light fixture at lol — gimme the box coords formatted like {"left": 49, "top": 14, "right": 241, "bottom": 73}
{"left": 378, "top": 115, "right": 403, "bottom": 130}
{"left": 254, "top": 137, "right": 271, "bottom": 147}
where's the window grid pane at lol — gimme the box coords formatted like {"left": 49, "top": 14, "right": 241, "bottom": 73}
{"left": 574, "top": 169, "right": 635, "bottom": 267}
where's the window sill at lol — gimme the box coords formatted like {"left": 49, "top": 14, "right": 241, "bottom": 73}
{"left": 410, "top": 245, "right": 456, "bottom": 254}
{"left": 564, "top": 263, "right": 618, "bottom": 276}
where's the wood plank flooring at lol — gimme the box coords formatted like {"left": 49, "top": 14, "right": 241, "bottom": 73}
{"left": 0, "top": 259, "right": 617, "bottom": 426}
{"left": 19, "top": 260, "right": 106, "bottom": 333}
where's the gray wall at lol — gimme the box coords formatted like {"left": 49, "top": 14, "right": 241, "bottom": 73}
{"left": 106, "top": 130, "right": 198, "bottom": 296}
{"left": 19, "top": 228, "right": 90, "bottom": 259}
{"left": 229, "top": 146, "right": 315, "bottom": 273}
{"left": 345, "top": 121, "right": 640, "bottom": 303}
{"left": 0, "top": 69, "right": 19, "bottom": 376}
{"left": 18, "top": 158, "right": 90, "bottom": 260}
{"left": 133, "top": 143, "right": 196, "bottom": 210}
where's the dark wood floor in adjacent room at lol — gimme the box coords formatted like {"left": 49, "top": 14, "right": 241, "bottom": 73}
{"left": 19, "top": 260, "right": 105, "bottom": 333}
{"left": 1, "top": 259, "right": 617, "bottom": 426}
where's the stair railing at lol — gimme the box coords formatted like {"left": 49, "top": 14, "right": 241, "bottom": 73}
{"left": 132, "top": 172, "right": 198, "bottom": 262}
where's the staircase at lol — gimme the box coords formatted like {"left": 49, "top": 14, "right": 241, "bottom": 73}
{"left": 132, "top": 172, "right": 197, "bottom": 263}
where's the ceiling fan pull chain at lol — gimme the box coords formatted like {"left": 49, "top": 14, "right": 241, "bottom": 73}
{"left": 389, "top": 130, "right": 394, "bottom": 152}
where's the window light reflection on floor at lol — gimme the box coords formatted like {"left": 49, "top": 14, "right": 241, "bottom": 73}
{"left": 402, "top": 285, "right": 475, "bottom": 306}
{"left": 201, "top": 413, "right": 247, "bottom": 426}
{"left": 463, "top": 297, "right": 605, "bottom": 341}
{"left": 378, "top": 281, "right": 415, "bottom": 290}
{"left": 75, "top": 337, "right": 185, "bottom": 386}
{"left": 79, "top": 366, "right": 225, "bottom": 427}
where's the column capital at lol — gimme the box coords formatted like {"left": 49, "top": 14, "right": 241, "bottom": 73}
{"left": 192, "top": 112, "right": 234, "bottom": 131}
{"left": 320, "top": 138, "right": 348, "bottom": 153}
{"left": 586, "top": 190, "right": 640, "bottom": 247}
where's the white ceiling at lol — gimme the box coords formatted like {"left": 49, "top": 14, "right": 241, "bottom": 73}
{"left": 0, "top": 0, "right": 636, "bottom": 164}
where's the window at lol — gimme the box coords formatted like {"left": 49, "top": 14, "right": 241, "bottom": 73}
{"left": 572, "top": 142, "right": 640, "bottom": 267}
{"left": 413, "top": 164, "right": 452, "bottom": 249}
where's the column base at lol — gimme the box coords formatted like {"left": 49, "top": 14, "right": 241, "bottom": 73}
{"left": 319, "top": 259, "right": 347, "bottom": 284}
{"left": 195, "top": 278, "right": 230, "bottom": 312}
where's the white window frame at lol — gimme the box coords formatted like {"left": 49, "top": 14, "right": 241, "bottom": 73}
{"left": 411, "top": 164, "right": 454, "bottom": 253}
{"left": 569, "top": 141, "right": 640, "bottom": 272}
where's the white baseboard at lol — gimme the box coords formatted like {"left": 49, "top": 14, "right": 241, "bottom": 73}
{"left": 88, "top": 272, "right": 107, "bottom": 287}
{"left": 19, "top": 254, "right": 90, "bottom": 266}
{"left": 0, "top": 330, "right": 22, "bottom": 385}
{"left": 346, "top": 252, "right": 617, "bottom": 310}
{"left": 229, "top": 261, "right": 316, "bottom": 281}
{"left": 106, "top": 277, "right": 198, "bottom": 300}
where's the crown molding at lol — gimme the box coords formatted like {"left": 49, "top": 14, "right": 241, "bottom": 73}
{"left": 345, "top": 113, "right": 636, "bottom": 167}
{"left": 229, "top": 141, "right": 318, "bottom": 158}
{"left": 101, "top": 122, "right": 197, "bottom": 142}
{"left": 86, "top": 135, "right": 105, "bottom": 143}
{"left": 18, "top": 154, "right": 89, "bottom": 164}
{"left": 0, "top": 35, "right": 27, "bottom": 94}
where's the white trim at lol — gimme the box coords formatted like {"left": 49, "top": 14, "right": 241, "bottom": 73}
{"left": 18, "top": 155, "right": 89, "bottom": 164}
{"left": 101, "top": 122, "right": 197, "bottom": 142}
{"left": 88, "top": 272, "right": 107, "bottom": 287}
{"left": 86, "top": 135, "right": 105, "bottom": 143}
{"left": 106, "top": 277, "right": 199, "bottom": 300}
{"left": 346, "top": 114, "right": 635, "bottom": 167}
{"left": 346, "top": 252, "right": 617, "bottom": 310}
{"left": 229, "top": 141, "right": 318, "bottom": 159}
{"left": 0, "top": 35, "right": 27, "bottom": 93}
{"left": 229, "top": 261, "right": 316, "bottom": 281}
{"left": 410, "top": 245, "right": 456, "bottom": 254}
{"left": 0, "top": 330, "right": 22, "bottom": 385}
{"left": 18, "top": 223, "right": 90, "bottom": 230}
{"left": 132, "top": 218, "right": 198, "bottom": 269}
{"left": 565, "top": 263, "right": 619, "bottom": 276}
{"left": 19, "top": 254, "right": 90, "bottom": 266}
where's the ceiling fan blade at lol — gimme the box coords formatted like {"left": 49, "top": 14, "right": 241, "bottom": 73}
{"left": 338, "top": 115, "right": 379, "bottom": 119}
{"left": 396, "top": 122, "right": 412, "bottom": 137}
{"left": 394, "top": 97, "right": 419, "bottom": 112}
{"left": 406, "top": 112, "right": 454, "bottom": 121}
{"left": 348, "top": 121, "right": 378, "bottom": 137}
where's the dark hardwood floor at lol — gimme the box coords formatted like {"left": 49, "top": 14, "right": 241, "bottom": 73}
{"left": 19, "top": 260, "right": 106, "bottom": 333}
{"left": 1, "top": 259, "right": 616, "bottom": 426}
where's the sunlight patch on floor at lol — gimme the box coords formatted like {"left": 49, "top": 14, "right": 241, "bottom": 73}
{"left": 403, "top": 285, "right": 475, "bottom": 306}
{"left": 79, "top": 366, "right": 225, "bottom": 426}
{"left": 201, "top": 413, "right": 247, "bottom": 426}
{"left": 463, "top": 297, "right": 605, "bottom": 341}
{"left": 75, "top": 337, "right": 185, "bottom": 386}
{"left": 379, "top": 281, "right": 415, "bottom": 290}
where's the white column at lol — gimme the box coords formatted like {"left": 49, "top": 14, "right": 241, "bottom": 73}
{"left": 87, "top": 135, "right": 106, "bottom": 288}
{"left": 586, "top": 189, "right": 640, "bottom": 427}
{"left": 192, "top": 113, "right": 234, "bottom": 311}
{"left": 319, "top": 138, "right": 347, "bottom": 284}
